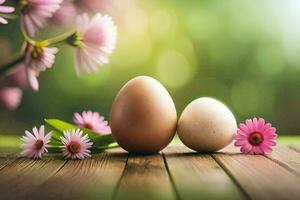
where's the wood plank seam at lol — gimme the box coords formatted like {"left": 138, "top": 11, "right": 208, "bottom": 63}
{"left": 162, "top": 152, "right": 182, "bottom": 200}
{"left": 264, "top": 154, "right": 300, "bottom": 178}
{"left": 113, "top": 152, "right": 176, "bottom": 200}
{"left": 112, "top": 153, "right": 129, "bottom": 200}
{"left": 52, "top": 160, "right": 68, "bottom": 175}
{"left": 289, "top": 145, "right": 300, "bottom": 153}
{"left": 211, "top": 154, "right": 251, "bottom": 200}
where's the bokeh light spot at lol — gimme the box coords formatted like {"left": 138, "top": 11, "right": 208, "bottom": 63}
{"left": 112, "top": 34, "right": 152, "bottom": 68}
{"left": 156, "top": 51, "right": 192, "bottom": 89}
{"left": 123, "top": 6, "right": 148, "bottom": 35}
{"left": 150, "top": 10, "right": 173, "bottom": 37}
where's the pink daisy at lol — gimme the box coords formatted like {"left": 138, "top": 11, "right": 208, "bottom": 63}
{"left": 21, "top": 125, "right": 52, "bottom": 159}
{"left": 24, "top": 42, "right": 58, "bottom": 91}
{"left": 67, "top": 13, "right": 117, "bottom": 75}
{"left": 20, "top": 0, "right": 62, "bottom": 36}
{"left": 0, "top": 0, "right": 15, "bottom": 24}
{"left": 73, "top": 110, "right": 111, "bottom": 135}
{"left": 60, "top": 129, "right": 93, "bottom": 159}
{"left": 234, "top": 118, "right": 277, "bottom": 155}
{"left": 0, "top": 87, "right": 22, "bottom": 110}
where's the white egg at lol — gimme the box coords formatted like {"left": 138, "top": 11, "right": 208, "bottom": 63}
{"left": 177, "top": 97, "right": 237, "bottom": 152}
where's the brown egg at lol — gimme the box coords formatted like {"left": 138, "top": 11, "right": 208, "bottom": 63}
{"left": 110, "top": 76, "right": 177, "bottom": 153}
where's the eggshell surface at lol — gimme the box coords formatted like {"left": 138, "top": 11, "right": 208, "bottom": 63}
{"left": 110, "top": 76, "right": 177, "bottom": 153}
{"left": 178, "top": 97, "right": 237, "bottom": 152}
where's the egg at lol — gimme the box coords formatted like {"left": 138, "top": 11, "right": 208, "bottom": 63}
{"left": 177, "top": 97, "right": 237, "bottom": 152}
{"left": 110, "top": 76, "right": 177, "bottom": 153}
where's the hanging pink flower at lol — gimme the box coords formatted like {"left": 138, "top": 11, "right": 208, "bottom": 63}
{"left": 0, "top": 87, "right": 22, "bottom": 110}
{"left": 21, "top": 125, "right": 52, "bottom": 159}
{"left": 24, "top": 42, "right": 58, "bottom": 91}
{"left": 20, "top": 0, "right": 62, "bottom": 36}
{"left": 0, "top": 0, "right": 15, "bottom": 24}
{"left": 51, "top": 0, "right": 76, "bottom": 25}
{"left": 73, "top": 110, "right": 111, "bottom": 135}
{"left": 7, "top": 64, "right": 28, "bottom": 89}
{"left": 60, "top": 129, "right": 93, "bottom": 159}
{"left": 234, "top": 118, "right": 277, "bottom": 155}
{"left": 67, "top": 13, "right": 117, "bottom": 75}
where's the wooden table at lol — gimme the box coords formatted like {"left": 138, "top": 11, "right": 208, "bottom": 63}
{"left": 0, "top": 137, "right": 300, "bottom": 200}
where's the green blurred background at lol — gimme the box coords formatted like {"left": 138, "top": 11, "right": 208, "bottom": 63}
{"left": 0, "top": 0, "right": 299, "bottom": 135}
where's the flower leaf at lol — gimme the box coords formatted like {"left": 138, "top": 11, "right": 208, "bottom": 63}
{"left": 45, "top": 118, "right": 77, "bottom": 133}
{"left": 45, "top": 118, "right": 98, "bottom": 137}
{"left": 44, "top": 118, "right": 118, "bottom": 148}
{"left": 93, "top": 135, "right": 117, "bottom": 147}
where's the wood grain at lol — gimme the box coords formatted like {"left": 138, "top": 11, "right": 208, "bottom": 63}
{"left": 290, "top": 145, "right": 300, "bottom": 153}
{"left": 114, "top": 153, "right": 176, "bottom": 200}
{"left": 266, "top": 145, "right": 300, "bottom": 176}
{"left": 0, "top": 147, "right": 19, "bottom": 171}
{"left": 213, "top": 152, "right": 300, "bottom": 200}
{"left": 29, "top": 149, "right": 128, "bottom": 200}
{"left": 163, "top": 145, "right": 244, "bottom": 200}
{"left": 0, "top": 155, "right": 66, "bottom": 200}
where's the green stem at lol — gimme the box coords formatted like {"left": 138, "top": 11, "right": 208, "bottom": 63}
{"left": 97, "top": 144, "right": 119, "bottom": 150}
{"left": 20, "top": 21, "right": 35, "bottom": 45}
{"left": 47, "top": 30, "right": 76, "bottom": 45}
{"left": 48, "top": 146, "right": 61, "bottom": 153}
{"left": 0, "top": 53, "right": 25, "bottom": 78}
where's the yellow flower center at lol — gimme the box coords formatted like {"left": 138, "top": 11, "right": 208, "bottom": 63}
{"left": 248, "top": 132, "right": 264, "bottom": 146}
{"left": 19, "top": 0, "right": 30, "bottom": 12}
{"left": 31, "top": 46, "right": 43, "bottom": 59}
{"left": 68, "top": 142, "right": 81, "bottom": 154}
{"left": 30, "top": 41, "right": 49, "bottom": 59}
{"left": 19, "top": 0, "right": 28, "bottom": 7}
{"left": 34, "top": 140, "right": 44, "bottom": 150}
{"left": 67, "top": 31, "right": 83, "bottom": 47}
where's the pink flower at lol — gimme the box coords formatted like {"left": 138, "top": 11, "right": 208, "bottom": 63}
{"left": 68, "top": 13, "right": 117, "bottom": 75}
{"left": 7, "top": 64, "right": 28, "bottom": 89}
{"left": 20, "top": 0, "right": 62, "bottom": 36}
{"left": 60, "top": 129, "right": 93, "bottom": 159}
{"left": 21, "top": 125, "right": 52, "bottom": 159}
{"left": 0, "top": 0, "right": 15, "bottom": 24}
{"left": 234, "top": 118, "right": 277, "bottom": 155}
{"left": 24, "top": 42, "right": 58, "bottom": 91}
{"left": 73, "top": 110, "right": 111, "bottom": 135}
{"left": 51, "top": 0, "right": 76, "bottom": 25}
{"left": 0, "top": 87, "right": 22, "bottom": 110}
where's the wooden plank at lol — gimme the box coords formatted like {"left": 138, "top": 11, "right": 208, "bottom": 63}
{"left": 29, "top": 148, "right": 128, "bottom": 200}
{"left": 0, "top": 155, "right": 66, "bottom": 200}
{"left": 212, "top": 151, "right": 300, "bottom": 200}
{"left": 0, "top": 147, "right": 19, "bottom": 171}
{"left": 163, "top": 145, "right": 245, "bottom": 200}
{"left": 115, "top": 153, "right": 176, "bottom": 200}
{"left": 266, "top": 145, "right": 300, "bottom": 176}
{"left": 290, "top": 144, "right": 300, "bottom": 153}
{"left": 163, "top": 146, "right": 244, "bottom": 199}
